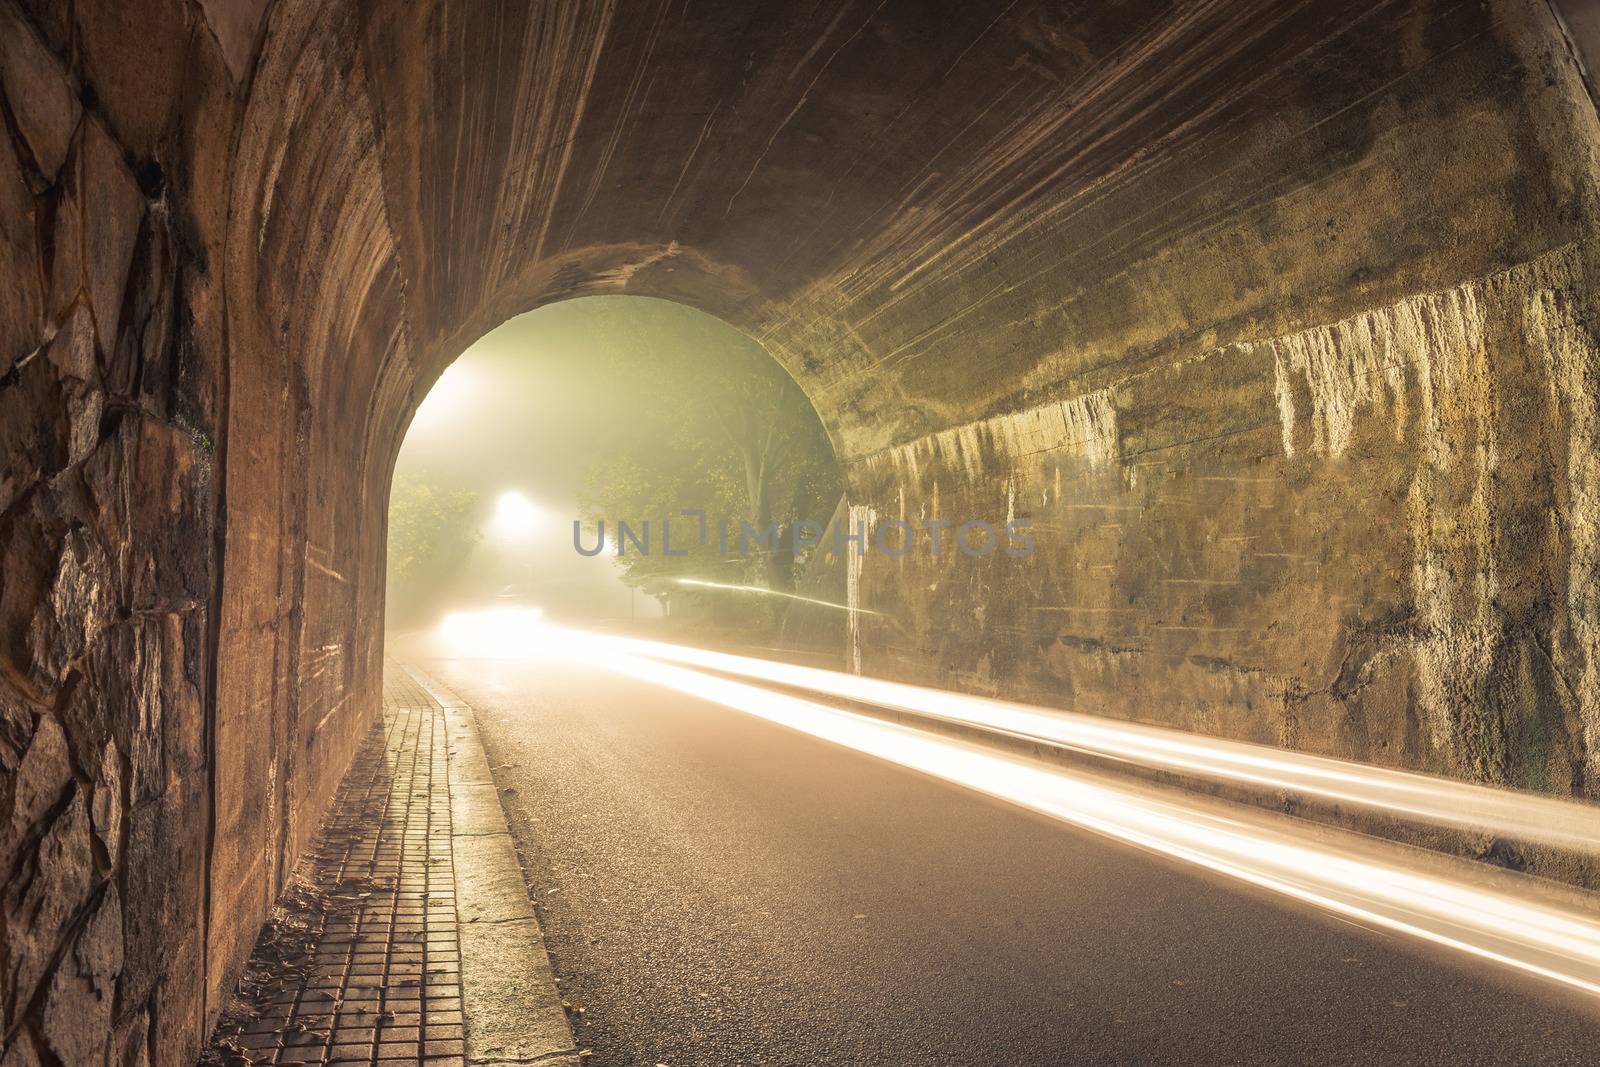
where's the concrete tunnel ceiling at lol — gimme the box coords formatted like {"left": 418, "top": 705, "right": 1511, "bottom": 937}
{"left": 6, "top": 0, "right": 1600, "bottom": 1061}
{"left": 237, "top": 0, "right": 1600, "bottom": 462}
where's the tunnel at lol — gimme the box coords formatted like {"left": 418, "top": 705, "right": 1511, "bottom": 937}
{"left": 4, "top": 0, "right": 1600, "bottom": 1062}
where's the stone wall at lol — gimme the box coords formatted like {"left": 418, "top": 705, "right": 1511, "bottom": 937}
{"left": 0, "top": 1, "right": 227, "bottom": 1060}
{"left": 830, "top": 4, "right": 1600, "bottom": 889}
{"left": 848, "top": 246, "right": 1600, "bottom": 796}
{"left": 3, "top": 0, "right": 1600, "bottom": 1064}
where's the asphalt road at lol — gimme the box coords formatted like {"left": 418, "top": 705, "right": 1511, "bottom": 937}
{"left": 423, "top": 655, "right": 1600, "bottom": 1066}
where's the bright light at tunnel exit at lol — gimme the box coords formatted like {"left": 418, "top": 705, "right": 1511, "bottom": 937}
{"left": 437, "top": 606, "right": 544, "bottom": 659}
{"left": 491, "top": 490, "right": 541, "bottom": 542}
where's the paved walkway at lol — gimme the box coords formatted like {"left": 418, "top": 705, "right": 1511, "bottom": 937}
{"left": 205, "top": 664, "right": 577, "bottom": 1067}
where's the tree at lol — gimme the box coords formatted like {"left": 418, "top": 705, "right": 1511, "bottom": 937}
{"left": 575, "top": 299, "right": 840, "bottom": 609}
{"left": 386, "top": 472, "right": 480, "bottom": 594}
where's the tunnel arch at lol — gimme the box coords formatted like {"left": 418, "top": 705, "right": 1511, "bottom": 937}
{"left": 5, "top": 0, "right": 1600, "bottom": 1059}
{"left": 379, "top": 290, "right": 848, "bottom": 634}
{"left": 381, "top": 254, "right": 852, "bottom": 478}
{"left": 206, "top": 0, "right": 1600, "bottom": 1024}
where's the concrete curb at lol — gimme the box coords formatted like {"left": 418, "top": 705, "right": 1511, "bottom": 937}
{"left": 401, "top": 663, "right": 582, "bottom": 1067}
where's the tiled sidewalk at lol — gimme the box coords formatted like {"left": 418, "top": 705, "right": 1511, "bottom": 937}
{"left": 206, "top": 668, "right": 470, "bottom": 1066}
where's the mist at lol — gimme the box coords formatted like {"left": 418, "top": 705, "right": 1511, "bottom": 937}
{"left": 385, "top": 295, "right": 840, "bottom": 638}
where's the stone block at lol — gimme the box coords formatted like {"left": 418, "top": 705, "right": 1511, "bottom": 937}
{"left": 449, "top": 782, "right": 510, "bottom": 837}
{"left": 166, "top": 611, "right": 206, "bottom": 782}
{"left": 79, "top": 121, "right": 144, "bottom": 351}
{"left": 44, "top": 304, "right": 104, "bottom": 465}
{"left": 64, "top": 385, "right": 105, "bottom": 468}
{"left": 0, "top": 350, "right": 72, "bottom": 516}
{"left": 9, "top": 0, "right": 67, "bottom": 53}
{"left": 117, "top": 769, "right": 204, "bottom": 1016}
{"left": 452, "top": 833, "right": 535, "bottom": 925}
{"left": 0, "top": 1030, "right": 43, "bottom": 1067}
{"left": 111, "top": 1008, "right": 151, "bottom": 1067}
{"left": 91, "top": 737, "right": 123, "bottom": 869}
{"left": 41, "top": 884, "right": 122, "bottom": 1067}
{"left": 456, "top": 918, "right": 576, "bottom": 1064}
{"left": 26, "top": 526, "right": 114, "bottom": 688}
{"left": 193, "top": 0, "right": 271, "bottom": 82}
{"left": 5, "top": 713, "right": 69, "bottom": 852}
{"left": 0, "top": 2, "right": 79, "bottom": 181}
{"left": 0, "top": 696, "right": 30, "bottom": 776}
{"left": 2, "top": 788, "right": 93, "bottom": 1022}
{"left": 108, "top": 212, "right": 175, "bottom": 407}
{"left": 148, "top": 898, "right": 204, "bottom": 1067}
{"left": 75, "top": 617, "right": 195, "bottom": 851}
{"left": 0, "top": 126, "right": 44, "bottom": 375}
{"left": 45, "top": 300, "right": 96, "bottom": 381}
{"left": 45, "top": 119, "right": 143, "bottom": 345}
{"left": 79, "top": 625, "right": 151, "bottom": 804}
{"left": 61, "top": 624, "right": 118, "bottom": 762}
{"left": 71, "top": 0, "right": 188, "bottom": 158}
{"left": 0, "top": 498, "right": 67, "bottom": 700}
{"left": 76, "top": 416, "right": 212, "bottom": 622}
{"left": 122, "top": 619, "right": 165, "bottom": 806}
{"left": 43, "top": 145, "right": 81, "bottom": 322}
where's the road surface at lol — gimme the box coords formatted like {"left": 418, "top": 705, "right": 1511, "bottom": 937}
{"left": 422, "top": 655, "right": 1600, "bottom": 1066}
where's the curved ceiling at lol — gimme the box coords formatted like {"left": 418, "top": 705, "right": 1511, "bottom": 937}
{"left": 229, "top": 0, "right": 1597, "bottom": 466}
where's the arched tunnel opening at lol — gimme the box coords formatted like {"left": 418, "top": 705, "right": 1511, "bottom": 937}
{"left": 7, "top": 0, "right": 1600, "bottom": 1063}
{"left": 383, "top": 295, "right": 847, "bottom": 656}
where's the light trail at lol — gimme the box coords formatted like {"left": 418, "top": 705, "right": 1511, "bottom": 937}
{"left": 573, "top": 631, "right": 1600, "bottom": 854}
{"left": 437, "top": 607, "right": 545, "bottom": 660}
{"left": 674, "top": 577, "right": 881, "bottom": 615}
{"left": 534, "top": 633, "right": 1600, "bottom": 1001}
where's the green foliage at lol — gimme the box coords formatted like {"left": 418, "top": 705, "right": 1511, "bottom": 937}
{"left": 575, "top": 301, "right": 841, "bottom": 602}
{"left": 579, "top": 454, "right": 732, "bottom": 589}
{"left": 387, "top": 473, "right": 480, "bottom": 586}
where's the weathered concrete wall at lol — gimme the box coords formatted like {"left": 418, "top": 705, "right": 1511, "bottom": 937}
{"left": 849, "top": 246, "right": 1600, "bottom": 789}
{"left": 207, "top": 0, "right": 401, "bottom": 1016}
{"left": 4, "top": 0, "right": 1600, "bottom": 1064}
{"left": 836, "top": 4, "right": 1600, "bottom": 852}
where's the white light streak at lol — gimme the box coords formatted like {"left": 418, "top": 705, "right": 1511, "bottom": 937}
{"left": 559, "top": 640, "right": 1600, "bottom": 1000}
{"left": 589, "top": 634, "right": 1600, "bottom": 854}
{"left": 427, "top": 613, "right": 1600, "bottom": 998}
{"left": 675, "top": 577, "right": 881, "bottom": 615}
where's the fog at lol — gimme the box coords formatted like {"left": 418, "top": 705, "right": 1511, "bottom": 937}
{"left": 385, "top": 296, "right": 836, "bottom": 636}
